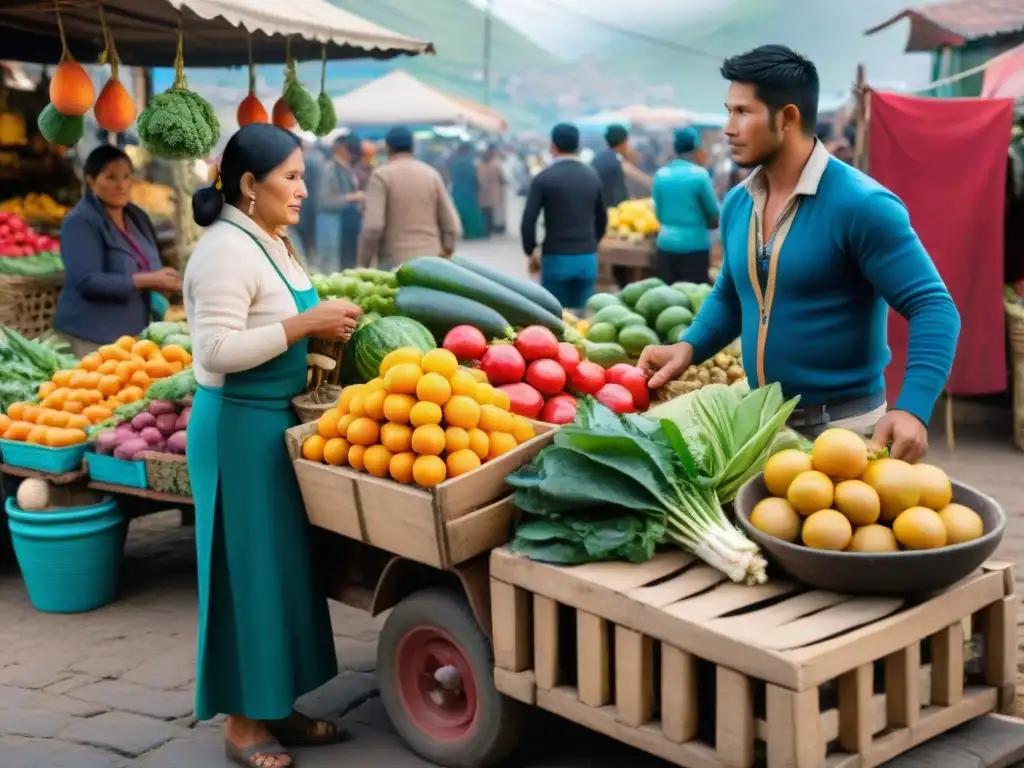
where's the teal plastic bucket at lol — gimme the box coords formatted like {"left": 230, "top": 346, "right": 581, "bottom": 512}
{"left": 6, "top": 496, "right": 125, "bottom": 613}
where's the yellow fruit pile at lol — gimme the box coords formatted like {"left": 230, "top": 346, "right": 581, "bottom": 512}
{"left": 606, "top": 198, "right": 659, "bottom": 241}
{"left": 130, "top": 182, "right": 175, "bottom": 219}
{"left": 0, "top": 336, "right": 192, "bottom": 448}
{"left": 0, "top": 193, "right": 69, "bottom": 226}
{"left": 301, "top": 346, "right": 537, "bottom": 488}
{"left": 750, "top": 427, "right": 984, "bottom": 552}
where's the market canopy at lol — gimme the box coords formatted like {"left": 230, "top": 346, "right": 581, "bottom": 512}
{"left": 0, "top": 0, "right": 433, "bottom": 67}
{"left": 330, "top": 71, "right": 507, "bottom": 133}
{"left": 865, "top": 0, "right": 1024, "bottom": 52}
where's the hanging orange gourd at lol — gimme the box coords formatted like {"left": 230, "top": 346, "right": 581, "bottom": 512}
{"left": 49, "top": 3, "right": 95, "bottom": 116}
{"left": 237, "top": 34, "right": 268, "bottom": 127}
{"left": 93, "top": 6, "right": 136, "bottom": 133}
{"left": 272, "top": 97, "right": 296, "bottom": 129}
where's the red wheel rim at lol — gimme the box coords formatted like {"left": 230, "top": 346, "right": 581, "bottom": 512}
{"left": 394, "top": 625, "right": 479, "bottom": 742}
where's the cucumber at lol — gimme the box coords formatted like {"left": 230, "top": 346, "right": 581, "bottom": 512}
{"left": 395, "top": 286, "right": 513, "bottom": 340}
{"left": 450, "top": 255, "right": 563, "bottom": 318}
{"left": 397, "top": 257, "right": 565, "bottom": 334}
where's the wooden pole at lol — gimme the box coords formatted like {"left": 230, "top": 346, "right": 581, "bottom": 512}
{"left": 852, "top": 64, "right": 869, "bottom": 173}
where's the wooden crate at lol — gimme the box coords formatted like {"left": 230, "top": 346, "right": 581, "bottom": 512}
{"left": 285, "top": 421, "right": 557, "bottom": 570}
{"left": 490, "top": 549, "right": 1016, "bottom": 768}
{"left": 597, "top": 238, "right": 655, "bottom": 293}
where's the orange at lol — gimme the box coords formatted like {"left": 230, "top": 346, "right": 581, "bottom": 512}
{"left": 118, "top": 386, "right": 145, "bottom": 404}
{"left": 160, "top": 344, "right": 190, "bottom": 364}
{"left": 6, "top": 402, "right": 27, "bottom": 420}
{"left": 98, "top": 344, "right": 131, "bottom": 362}
{"left": 131, "top": 340, "right": 159, "bottom": 359}
{"left": 467, "top": 428, "right": 489, "bottom": 460}
{"left": 45, "top": 428, "right": 70, "bottom": 447}
{"left": 411, "top": 424, "right": 445, "bottom": 456}
{"left": 478, "top": 404, "right": 513, "bottom": 433}
{"left": 444, "top": 426, "right": 470, "bottom": 453}
{"left": 466, "top": 367, "right": 488, "bottom": 383}
{"left": 492, "top": 388, "right": 512, "bottom": 411}
{"left": 83, "top": 405, "right": 113, "bottom": 424}
{"left": 68, "top": 370, "right": 91, "bottom": 388}
{"left": 446, "top": 449, "right": 481, "bottom": 478}
{"left": 474, "top": 383, "right": 496, "bottom": 405}
{"left": 763, "top": 449, "right": 814, "bottom": 498}
{"left": 26, "top": 425, "right": 49, "bottom": 444}
{"left": 449, "top": 370, "right": 478, "bottom": 398}
{"left": 363, "top": 445, "right": 394, "bottom": 478}
{"left": 486, "top": 431, "right": 517, "bottom": 460}
{"left": 409, "top": 401, "right": 442, "bottom": 428}
{"left": 40, "top": 392, "right": 66, "bottom": 410}
{"left": 144, "top": 358, "right": 172, "bottom": 379}
{"left": 21, "top": 405, "right": 42, "bottom": 423}
{"left": 412, "top": 455, "right": 446, "bottom": 487}
{"left": 380, "top": 348, "right": 423, "bottom": 377}
{"left": 346, "top": 417, "right": 380, "bottom": 447}
{"left": 78, "top": 352, "right": 103, "bottom": 371}
{"left": 66, "top": 389, "right": 94, "bottom": 404}
{"left": 65, "top": 414, "right": 90, "bottom": 430}
{"left": 347, "top": 444, "right": 367, "bottom": 471}
{"left": 786, "top": 470, "right": 835, "bottom": 516}
{"left": 337, "top": 384, "right": 365, "bottom": 414}
{"left": 317, "top": 408, "right": 342, "bottom": 439}
{"left": 98, "top": 359, "right": 120, "bottom": 375}
{"left": 98, "top": 375, "right": 122, "bottom": 397}
{"left": 347, "top": 392, "right": 367, "bottom": 419}
{"left": 336, "top": 413, "right": 356, "bottom": 439}
{"left": 115, "top": 335, "right": 136, "bottom": 351}
{"left": 65, "top": 428, "right": 88, "bottom": 446}
{"left": 322, "top": 437, "right": 349, "bottom": 466}
{"left": 3, "top": 421, "right": 32, "bottom": 441}
{"left": 62, "top": 400, "right": 85, "bottom": 414}
{"left": 364, "top": 389, "right": 387, "bottom": 421}
{"left": 421, "top": 349, "right": 459, "bottom": 379}
{"left": 130, "top": 370, "right": 152, "bottom": 390}
{"left": 0, "top": 414, "right": 9, "bottom": 434}
{"left": 384, "top": 363, "right": 423, "bottom": 395}
{"left": 168, "top": 361, "right": 184, "bottom": 374}
{"left": 415, "top": 372, "right": 452, "bottom": 406}
{"left": 382, "top": 394, "right": 416, "bottom": 424}
{"left": 38, "top": 409, "right": 69, "bottom": 428}
{"left": 389, "top": 452, "right": 416, "bottom": 484}
{"left": 510, "top": 416, "right": 536, "bottom": 444}
{"left": 443, "top": 396, "right": 480, "bottom": 430}
{"left": 380, "top": 422, "right": 413, "bottom": 454}
{"left": 38, "top": 381, "right": 57, "bottom": 399}
{"left": 115, "top": 359, "right": 143, "bottom": 382}
{"left": 301, "top": 434, "right": 327, "bottom": 462}
{"left": 51, "top": 370, "right": 74, "bottom": 388}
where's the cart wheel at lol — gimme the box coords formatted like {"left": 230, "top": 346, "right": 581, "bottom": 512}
{"left": 378, "top": 587, "right": 524, "bottom": 767}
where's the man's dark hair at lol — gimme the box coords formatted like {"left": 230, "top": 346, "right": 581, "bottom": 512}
{"left": 551, "top": 123, "right": 580, "bottom": 153}
{"left": 385, "top": 126, "right": 414, "bottom": 153}
{"left": 604, "top": 123, "right": 628, "bottom": 148}
{"left": 721, "top": 45, "right": 819, "bottom": 134}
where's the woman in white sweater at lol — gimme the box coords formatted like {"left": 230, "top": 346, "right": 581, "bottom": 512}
{"left": 185, "top": 124, "right": 361, "bottom": 768}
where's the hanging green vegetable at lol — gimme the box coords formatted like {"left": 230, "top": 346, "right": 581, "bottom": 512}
{"left": 37, "top": 103, "right": 84, "bottom": 147}
{"left": 281, "top": 37, "right": 320, "bottom": 133}
{"left": 137, "top": 22, "right": 220, "bottom": 159}
{"left": 313, "top": 45, "right": 337, "bottom": 137}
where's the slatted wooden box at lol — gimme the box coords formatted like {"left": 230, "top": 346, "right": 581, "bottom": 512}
{"left": 490, "top": 548, "right": 1016, "bottom": 768}
{"left": 285, "top": 421, "right": 556, "bottom": 570}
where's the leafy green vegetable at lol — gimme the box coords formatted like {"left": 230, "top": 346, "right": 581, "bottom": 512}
{"left": 146, "top": 368, "right": 196, "bottom": 402}
{"left": 314, "top": 92, "right": 337, "bottom": 137}
{"left": 137, "top": 87, "right": 220, "bottom": 160}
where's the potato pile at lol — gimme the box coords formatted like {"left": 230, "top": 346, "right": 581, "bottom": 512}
{"left": 750, "top": 427, "right": 984, "bottom": 552}
{"left": 655, "top": 351, "right": 745, "bottom": 400}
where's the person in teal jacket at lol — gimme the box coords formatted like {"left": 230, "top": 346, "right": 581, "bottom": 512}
{"left": 639, "top": 45, "right": 959, "bottom": 461}
{"left": 651, "top": 127, "right": 720, "bottom": 284}
{"left": 187, "top": 124, "right": 363, "bottom": 768}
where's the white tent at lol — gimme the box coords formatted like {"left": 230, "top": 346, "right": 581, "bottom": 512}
{"left": 331, "top": 71, "right": 507, "bottom": 132}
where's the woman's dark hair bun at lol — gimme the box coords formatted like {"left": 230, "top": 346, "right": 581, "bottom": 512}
{"left": 192, "top": 123, "right": 301, "bottom": 228}
{"left": 192, "top": 185, "right": 225, "bottom": 228}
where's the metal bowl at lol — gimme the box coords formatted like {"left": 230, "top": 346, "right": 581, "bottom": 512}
{"left": 733, "top": 474, "right": 1006, "bottom": 596}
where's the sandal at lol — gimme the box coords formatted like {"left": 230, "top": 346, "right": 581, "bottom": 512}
{"left": 266, "top": 712, "right": 348, "bottom": 747}
{"left": 225, "top": 739, "right": 293, "bottom": 768}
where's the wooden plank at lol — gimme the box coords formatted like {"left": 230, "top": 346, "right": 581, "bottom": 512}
{"left": 627, "top": 563, "right": 724, "bottom": 607}
{"left": 533, "top": 594, "right": 559, "bottom": 690}
{"left": 444, "top": 495, "right": 515, "bottom": 565}
{"left": 885, "top": 643, "right": 922, "bottom": 728}
{"left": 358, "top": 472, "right": 439, "bottom": 567}
{"left": 710, "top": 590, "right": 851, "bottom": 637}
{"left": 614, "top": 626, "right": 654, "bottom": 727}
{"left": 931, "top": 622, "right": 965, "bottom": 707}
{"left": 757, "top": 597, "right": 905, "bottom": 651}
{"left": 665, "top": 580, "right": 799, "bottom": 622}
{"left": 88, "top": 481, "right": 192, "bottom": 506}
{"left": 660, "top": 644, "right": 697, "bottom": 744}
{"left": 838, "top": 663, "right": 874, "bottom": 754}
{"left": 716, "top": 666, "right": 754, "bottom": 767}
{"left": 490, "top": 580, "right": 531, "bottom": 672}
{"left": 765, "top": 685, "right": 823, "bottom": 768}
{"left": 294, "top": 460, "right": 364, "bottom": 541}
{"left": 577, "top": 611, "right": 611, "bottom": 707}
{"left": 982, "top": 595, "right": 1017, "bottom": 714}
{"left": 1, "top": 463, "right": 84, "bottom": 485}
{"left": 569, "top": 550, "right": 693, "bottom": 592}
{"left": 493, "top": 667, "right": 535, "bottom": 705}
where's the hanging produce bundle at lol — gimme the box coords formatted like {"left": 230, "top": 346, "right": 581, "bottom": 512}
{"left": 278, "top": 37, "right": 320, "bottom": 133}
{"left": 93, "top": 6, "right": 135, "bottom": 133}
{"left": 313, "top": 45, "right": 338, "bottom": 137}
{"left": 137, "top": 26, "right": 220, "bottom": 159}
{"left": 237, "top": 36, "right": 269, "bottom": 127}
{"left": 37, "top": 5, "right": 91, "bottom": 147}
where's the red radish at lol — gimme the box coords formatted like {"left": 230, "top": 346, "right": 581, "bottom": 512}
{"left": 595, "top": 383, "right": 635, "bottom": 414}
{"left": 569, "top": 360, "right": 606, "bottom": 396}
{"left": 481, "top": 343, "right": 526, "bottom": 385}
{"left": 613, "top": 366, "right": 650, "bottom": 411}
{"left": 540, "top": 395, "right": 578, "bottom": 424}
{"left": 514, "top": 325, "right": 559, "bottom": 361}
{"left": 556, "top": 342, "right": 581, "bottom": 376}
{"left": 525, "top": 359, "right": 566, "bottom": 397}
{"left": 498, "top": 382, "right": 544, "bottom": 419}
{"left": 443, "top": 325, "right": 488, "bottom": 361}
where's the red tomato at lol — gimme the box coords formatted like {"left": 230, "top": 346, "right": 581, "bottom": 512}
{"left": 613, "top": 366, "right": 650, "bottom": 411}
{"left": 540, "top": 394, "right": 578, "bottom": 425}
{"left": 481, "top": 343, "right": 527, "bottom": 385}
{"left": 568, "top": 360, "right": 606, "bottom": 396}
{"left": 595, "top": 383, "right": 636, "bottom": 414}
{"left": 498, "top": 382, "right": 545, "bottom": 419}
{"left": 604, "top": 363, "right": 637, "bottom": 386}
{"left": 556, "top": 342, "right": 581, "bottom": 376}
{"left": 442, "top": 325, "right": 488, "bottom": 362}
{"left": 525, "top": 359, "right": 567, "bottom": 397}
{"left": 514, "top": 325, "right": 560, "bottom": 361}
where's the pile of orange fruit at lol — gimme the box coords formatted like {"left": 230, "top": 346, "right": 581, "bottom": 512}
{"left": 301, "top": 346, "right": 537, "bottom": 488}
{"left": 0, "top": 335, "right": 192, "bottom": 449}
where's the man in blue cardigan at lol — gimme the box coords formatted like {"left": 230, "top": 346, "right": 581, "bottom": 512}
{"left": 639, "top": 46, "right": 960, "bottom": 462}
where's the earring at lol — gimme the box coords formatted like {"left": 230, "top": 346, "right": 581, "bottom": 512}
{"left": 248, "top": 196, "right": 255, "bottom": 216}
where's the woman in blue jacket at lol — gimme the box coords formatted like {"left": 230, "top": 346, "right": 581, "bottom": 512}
{"left": 53, "top": 146, "right": 182, "bottom": 356}
{"left": 651, "top": 127, "right": 720, "bottom": 285}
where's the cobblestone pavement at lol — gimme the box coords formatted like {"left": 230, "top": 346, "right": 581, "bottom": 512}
{"left": 2, "top": 226, "right": 1024, "bottom": 765}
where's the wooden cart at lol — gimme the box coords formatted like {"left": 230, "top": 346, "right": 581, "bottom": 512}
{"left": 597, "top": 237, "right": 656, "bottom": 293}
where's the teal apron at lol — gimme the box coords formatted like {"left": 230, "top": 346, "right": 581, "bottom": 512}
{"left": 188, "top": 220, "right": 337, "bottom": 721}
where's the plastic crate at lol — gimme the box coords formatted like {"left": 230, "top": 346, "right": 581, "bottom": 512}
{"left": 0, "top": 439, "right": 87, "bottom": 474}
{"left": 84, "top": 452, "right": 148, "bottom": 489}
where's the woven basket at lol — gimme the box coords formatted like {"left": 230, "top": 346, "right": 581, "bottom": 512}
{"left": 1007, "top": 305, "right": 1024, "bottom": 451}
{"left": 140, "top": 451, "right": 192, "bottom": 498}
{"left": 0, "top": 273, "right": 64, "bottom": 338}
{"left": 292, "top": 385, "right": 342, "bottom": 423}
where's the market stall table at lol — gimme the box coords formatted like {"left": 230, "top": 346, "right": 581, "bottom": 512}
{"left": 598, "top": 237, "right": 656, "bottom": 293}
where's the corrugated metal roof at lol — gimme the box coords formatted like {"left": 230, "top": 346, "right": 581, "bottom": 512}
{"left": 866, "top": 0, "right": 1024, "bottom": 51}
{"left": 0, "top": 0, "right": 433, "bottom": 67}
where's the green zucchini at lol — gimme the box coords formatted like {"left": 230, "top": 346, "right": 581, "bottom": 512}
{"left": 395, "top": 286, "right": 514, "bottom": 340}
{"left": 450, "top": 255, "right": 563, "bottom": 318}
{"left": 396, "top": 257, "right": 565, "bottom": 334}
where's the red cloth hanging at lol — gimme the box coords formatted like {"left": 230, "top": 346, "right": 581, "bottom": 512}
{"left": 867, "top": 90, "right": 1013, "bottom": 400}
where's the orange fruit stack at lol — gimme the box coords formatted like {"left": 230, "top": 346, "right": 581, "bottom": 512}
{"left": 0, "top": 335, "right": 193, "bottom": 449}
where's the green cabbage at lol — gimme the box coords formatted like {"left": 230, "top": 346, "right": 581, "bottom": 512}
{"left": 138, "top": 88, "right": 221, "bottom": 160}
